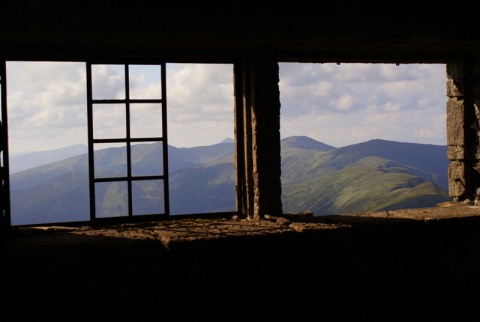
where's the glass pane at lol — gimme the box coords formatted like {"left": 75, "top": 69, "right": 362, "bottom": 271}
{"left": 94, "top": 143, "right": 127, "bottom": 178}
{"left": 93, "top": 103, "right": 126, "bottom": 139}
{"left": 130, "top": 103, "right": 163, "bottom": 138}
{"left": 92, "top": 64, "right": 125, "bottom": 100}
{"left": 129, "top": 65, "right": 162, "bottom": 100}
{"left": 132, "top": 179, "right": 165, "bottom": 215}
{"left": 95, "top": 181, "right": 128, "bottom": 218}
{"left": 131, "top": 142, "right": 163, "bottom": 176}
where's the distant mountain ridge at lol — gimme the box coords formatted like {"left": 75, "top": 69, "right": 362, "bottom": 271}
{"left": 281, "top": 135, "right": 336, "bottom": 151}
{"left": 328, "top": 139, "right": 447, "bottom": 186}
{"left": 280, "top": 136, "right": 448, "bottom": 215}
{"left": 9, "top": 144, "right": 88, "bottom": 174}
{"left": 9, "top": 136, "right": 450, "bottom": 225}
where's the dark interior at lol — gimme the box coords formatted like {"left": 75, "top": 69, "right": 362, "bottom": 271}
{"left": 2, "top": 2, "right": 480, "bottom": 320}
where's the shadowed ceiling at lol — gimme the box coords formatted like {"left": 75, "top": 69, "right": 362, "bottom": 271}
{"left": 2, "top": 1, "right": 479, "bottom": 63}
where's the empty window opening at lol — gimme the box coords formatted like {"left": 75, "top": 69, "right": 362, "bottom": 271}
{"left": 7, "top": 61, "right": 89, "bottom": 226}
{"left": 279, "top": 62, "right": 449, "bottom": 216}
{"left": 3, "top": 61, "right": 449, "bottom": 225}
{"left": 166, "top": 64, "right": 235, "bottom": 216}
{"left": 5, "top": 62, "right": 235, "bottom": 226}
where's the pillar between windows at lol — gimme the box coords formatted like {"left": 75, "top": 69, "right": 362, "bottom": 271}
{"left": 446, "top": 60, "right": 480, "bottom": 201}
{"left": 234, "top": 58, "right": 283, "bottom": 220}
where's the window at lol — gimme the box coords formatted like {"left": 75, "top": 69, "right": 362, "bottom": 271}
{"left": 5, "top": 61, "right": 235, "bottom": 226}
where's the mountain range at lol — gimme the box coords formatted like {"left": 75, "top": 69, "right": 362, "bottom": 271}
{"left": 8, "top": 136, "right": 450, "bottom": 225}
{"left": 9, "top": 144, "right": 88, "bottom": 174}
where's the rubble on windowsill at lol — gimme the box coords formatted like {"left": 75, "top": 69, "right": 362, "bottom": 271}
{"left": 2, "top": 202, "right": 480, "bottom": 250}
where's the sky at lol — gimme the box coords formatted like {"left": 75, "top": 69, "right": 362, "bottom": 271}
{"left": 4, "top": 61, "right": 446, "bottom": 154}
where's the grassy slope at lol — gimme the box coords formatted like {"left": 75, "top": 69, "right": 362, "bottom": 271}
{"left": 282, "top": 152, "right": 449, "bottom": 215}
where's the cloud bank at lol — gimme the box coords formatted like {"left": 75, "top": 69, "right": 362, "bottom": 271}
{"left": 5, "top": 61, "right": 446, "bottom": 154}
{"left": 279, "top": 63, "right": 446, "bottom": 147}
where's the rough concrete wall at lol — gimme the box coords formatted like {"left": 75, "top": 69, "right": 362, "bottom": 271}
{"left": 250, "top": 59, "right": 283, "bottom": 218}
{"left": 446, "top": 61, "right": 480, "bottom": 200}
{"left": 233, "top": 64, "right": 246, "bottom": 216}
{"left": 234, "top": 59, "right": 283, "bottom": 220}
{"left": 472, "top": 62, "right": 480, "bottom": 193}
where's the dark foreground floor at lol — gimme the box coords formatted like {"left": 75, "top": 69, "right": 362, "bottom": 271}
{"left": 2, "top": 207, "right": 480, "bottom": 321}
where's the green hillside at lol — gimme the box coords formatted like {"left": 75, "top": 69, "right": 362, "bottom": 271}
{"left": 281, "top": 156, "right": 449, "bottom": 215}
{"left": 9, "top": 136, "right": 450, "bottom": 225}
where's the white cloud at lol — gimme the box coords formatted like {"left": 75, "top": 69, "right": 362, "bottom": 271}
{"left": 333, "top": 94, "right": 354, "bottom": 111}
{"left": 279, "top": 62, "right": 446, "bottom": 147}
{"left": 166, "top": 63, "right": 234, "bottom": 147}
{"left": 382, "top": 102, "right": 401, "bottom": 112}
{"left": 6, "top": 61, "right": 88, "bottom": 153}
{"left": 5, "top": 61, "right": 446, "bottom": 153}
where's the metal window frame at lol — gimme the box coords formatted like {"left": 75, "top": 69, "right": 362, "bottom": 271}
{"left": 86, "top": 61, "right": 170, "bottom": 224}
{"left": 0, "top": 60, "right": 11, "bottom": 228}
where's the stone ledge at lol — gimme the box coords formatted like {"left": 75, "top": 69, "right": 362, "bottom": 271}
{"left": 3, "top": 203, "right": 479, "bottom": 250}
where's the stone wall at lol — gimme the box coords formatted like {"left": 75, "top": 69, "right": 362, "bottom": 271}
{"left": 447, "top": 60, "right": 480, "bottom": 201}
{"left": 234, "top": 59, "right": 283, "bottom": 220}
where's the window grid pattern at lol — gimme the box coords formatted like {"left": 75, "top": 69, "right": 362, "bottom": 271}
{"left": 86, "top": 62, "right": 169, "bottom": 221}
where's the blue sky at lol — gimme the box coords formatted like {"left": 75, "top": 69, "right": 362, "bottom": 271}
{"left": 5, "top": 61, "right": 446, "bottom": 154}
